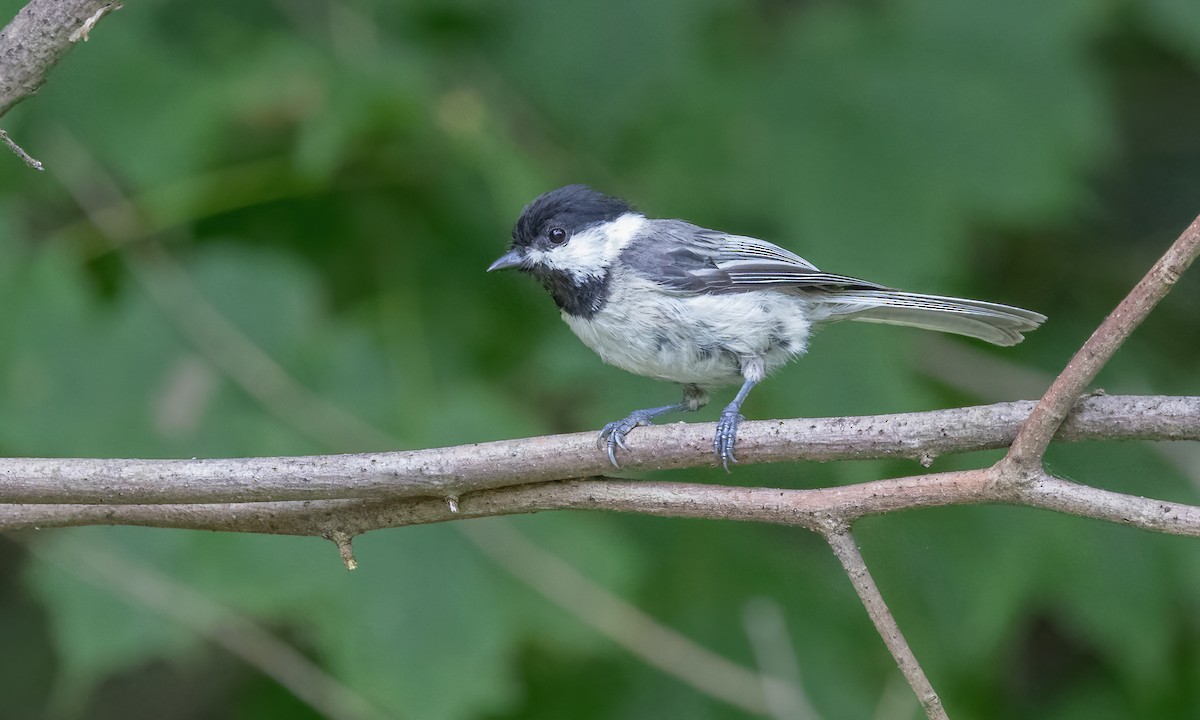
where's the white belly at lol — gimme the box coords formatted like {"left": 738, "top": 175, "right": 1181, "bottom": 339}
{"left": 562, "top": 274, "right": 812, "bottom": 387}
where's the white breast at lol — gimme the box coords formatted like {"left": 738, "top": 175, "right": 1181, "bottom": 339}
{"left": 563, "top": 272, "right": 812, "bottom": 387}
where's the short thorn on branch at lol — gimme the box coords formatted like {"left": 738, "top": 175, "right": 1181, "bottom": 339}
{"left": 68, "top": 2, "right": 121, "bottom": 43}
{"left": 328, "top": 531, "right": 358, "bottom": 571}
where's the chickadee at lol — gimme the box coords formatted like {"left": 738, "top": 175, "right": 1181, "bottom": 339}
{"left": 490, "top": 185, "right": 1045, "bottom": 469}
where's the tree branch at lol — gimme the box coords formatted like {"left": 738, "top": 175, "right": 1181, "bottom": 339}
{"left": 1005, "top": 214, "right": 1200, "bottom": 468}
{"left": 0, "top": 127, "right": 42, "bottom": 169}
{"left": 824, "top": 528, "right": 946, "bottom": 720}
{"left": 0, "top": 0, "right": 120, "bottom": 168}
{"left": 6, "top": 463, "right": 1200, "bottom": 540}
{"left": 0, "top": 394, "right": 1193, "bottom": 506}
{"left": 0, "top": 0, "right": 120, "bottom": 117}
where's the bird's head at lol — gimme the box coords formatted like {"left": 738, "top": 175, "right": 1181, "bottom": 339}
{"left": 489, "top": 184, "right": 641, "bottom": 281}
{"left": 489, "top": 185, "right": 643, "bottom": 317}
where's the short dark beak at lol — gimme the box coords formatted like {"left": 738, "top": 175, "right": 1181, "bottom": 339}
{"left": 487, "top": 249, "right": 524, "bottom": 272}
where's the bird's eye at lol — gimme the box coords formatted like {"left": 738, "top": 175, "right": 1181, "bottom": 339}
{"left": 548, "top": 227, "right": 568, "bottom": 245}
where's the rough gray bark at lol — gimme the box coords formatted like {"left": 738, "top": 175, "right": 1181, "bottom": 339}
{"left": 0, "top": 394, "right": 1194, "bottom": 506}
{"left": 0, "top": 0, "right": 119, "bottom": 117}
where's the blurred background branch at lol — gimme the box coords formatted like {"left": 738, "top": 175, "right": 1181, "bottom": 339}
{"left": 17, "top": 535, "right": 388, "bottom": 720}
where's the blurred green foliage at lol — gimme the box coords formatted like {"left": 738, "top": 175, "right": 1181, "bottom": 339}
{"left": 1, "top": 0, "right": 1199, "bottom": 718}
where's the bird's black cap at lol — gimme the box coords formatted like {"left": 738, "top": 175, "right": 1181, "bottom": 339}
{"left": 512, "top": 185, "right": 633, "bottom": 247}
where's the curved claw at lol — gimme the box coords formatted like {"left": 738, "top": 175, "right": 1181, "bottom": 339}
{"left": 598, "top": 411, "right": 656, "bottom": 468}
{"left": 714, "top": 410, "right": 744, "bottom": 472}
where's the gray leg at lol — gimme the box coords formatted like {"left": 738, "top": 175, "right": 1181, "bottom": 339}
{"left": 714, "top": 377, "right": 758, "bottom": 471}
{"left": 599, "top": 384, "right": 709, "bottom": 467}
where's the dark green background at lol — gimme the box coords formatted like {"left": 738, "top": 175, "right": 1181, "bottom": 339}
{"left": 1, "top": 0, "right": 1198, "bottom": 718}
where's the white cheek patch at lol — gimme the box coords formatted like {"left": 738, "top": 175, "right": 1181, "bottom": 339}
{"left": 530, "top": 213, "right": 645, "bottom": 282}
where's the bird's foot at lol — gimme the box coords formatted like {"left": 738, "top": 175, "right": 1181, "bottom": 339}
{"left": 714, "top": 409, "right": 744, "bottom": 472}
{"left": 598, "top": 410, "right": 659, "bottom": 468}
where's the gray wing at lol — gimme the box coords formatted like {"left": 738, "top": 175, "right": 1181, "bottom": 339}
{"left": 620, "top": 220, "right": 888, "bottom": 293}
{"left": 618, "top": 220, "right": 1045, "bottom": 346}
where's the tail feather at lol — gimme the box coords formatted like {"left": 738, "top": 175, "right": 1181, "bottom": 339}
{"left": 817, "top": 290, "right": 1046, "bottom": 347}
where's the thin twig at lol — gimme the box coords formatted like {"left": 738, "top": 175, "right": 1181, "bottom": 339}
{"left": 0, "top": 128, "right": 43, "bottom": 170}
{"left": 823, "top": 528, "right": 946, "bottom": 720}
